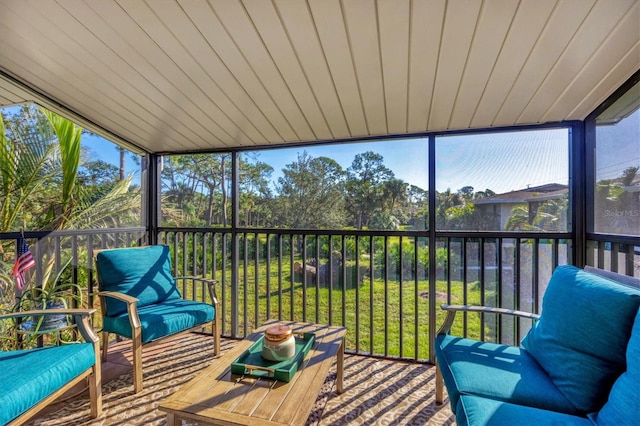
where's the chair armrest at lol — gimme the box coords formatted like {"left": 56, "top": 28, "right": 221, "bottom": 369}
{"left": 174, "top": 276, "right": 219, "bottom": 306}
{"left": 97, "top": 291, "right": 140, "bottom": 328}
{"left": 437, "top": 304, "right": 541, "bottom": 335}
{"left": 0, "top": 309, "right": 99, "bottom": 344}
{"left": 97, "top": 291, "right": 138, "bottom": 305}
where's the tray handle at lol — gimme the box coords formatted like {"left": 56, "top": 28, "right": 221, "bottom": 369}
{"left": 243, "top": 364, "right": 276, "bottom": 376}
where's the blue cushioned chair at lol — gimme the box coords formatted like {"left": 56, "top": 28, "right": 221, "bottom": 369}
{"left": 95, "top": 245, "right": 220, "bottom": 393}
{"left": 0, "top": 309, "right": 102, "bottom": 425}
{"left": 434, "top": 265, "right": 640, "bottom": 425}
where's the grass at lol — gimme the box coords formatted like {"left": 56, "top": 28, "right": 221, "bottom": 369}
{"left": 182, "top": 260, "right": 492, "bottom": 360}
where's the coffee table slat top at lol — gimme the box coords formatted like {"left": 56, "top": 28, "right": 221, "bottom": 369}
{"left": 159, "top": 321, "right": 346, "bottom": 426}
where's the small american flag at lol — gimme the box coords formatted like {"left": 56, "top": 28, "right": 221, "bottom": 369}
{"left": 12, "top": 236, "right": 35, "bottom": 290}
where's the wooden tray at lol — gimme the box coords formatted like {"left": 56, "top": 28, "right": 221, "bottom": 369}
{"left": 230, "top": 332, "right": 315, "bottom": 382}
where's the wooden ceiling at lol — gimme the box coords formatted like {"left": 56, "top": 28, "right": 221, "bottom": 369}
{"left": 0, "top": 0, "right": 638, "bottom": 154}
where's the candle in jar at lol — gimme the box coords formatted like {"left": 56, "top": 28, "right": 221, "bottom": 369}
{"left": 262, "top": 324, "right": 296, "bottom": 361}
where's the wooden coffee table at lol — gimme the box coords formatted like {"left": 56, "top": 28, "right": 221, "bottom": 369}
{"left": 159, "top": 320, "right": 347, "bottom": 425}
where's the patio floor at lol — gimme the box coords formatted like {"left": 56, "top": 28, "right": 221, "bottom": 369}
{"left": 26, "top": 332, "right": 455, "bottom": 425}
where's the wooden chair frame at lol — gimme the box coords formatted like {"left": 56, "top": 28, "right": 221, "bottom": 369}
{"left": 94, "top": 248, "right": 221, "bottom": 393}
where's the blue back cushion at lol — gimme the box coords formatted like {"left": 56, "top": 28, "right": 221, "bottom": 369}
{"left": 521, "top": 265, "right": 640, "bottom": 413}
{"left": 591, "top": 308, "right": 640, "bottom": 425}
{"left": 96, "top": 245, "right": 181, "bottom": 316}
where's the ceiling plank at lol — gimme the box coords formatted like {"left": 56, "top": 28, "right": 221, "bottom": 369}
{"left": 243, "top": 0, "right": 332, "bottom": 141}
{"left": 210, "top": 0, "right": 313, "bottom": 142}
{"left": 0, "top": 2, "right": 180, "bottom": 145}
{"left": 449, "top": 0, "right": 520, "bottom": 129}
{"left": 107, "top": 0, "right": 229, "bottom": 147}
{"left": 0, "top": 0, "right": 637, "bottom": 152}
{"left": 407, "top": 0, "right": 445, "bottom": 133}
{"left": 471, "top": 0, "right": 557, "bottom": 128}
{"left": 178, "top": 0, "right": 284, "bottom": 145}
{"left": 131, "top": 0, "right": 267, "bottom": 146}
{"left": 342, "top": 0, "right": 386, "bottom": 136}
{"left": 378, "top": 0, "right": 410, "bottom": 134}
{"left": 543, "top": 1, "right": 640, "bottom": 122}
{"left": 274, "top": 0, "right": 350, "bottom": 139}
{"left": 569, "top": 42, "right": 640, "bottom": 120}
{"left": 429, "top": 0, "right": 482, "bottom": 130}
{"left": 23, "top": 0, "right": 214, "bottom": 150}
{"left": 308, "top": 0, "right": 368, "bottom": 137}
{"left": 518, "top": 0, "right": 636, "bottom": 124}
{"left": 191, "top": 0, "right": 297, "bottom": 143}
{"left": 494, "top": 0, "right": 597, "bottom": 126}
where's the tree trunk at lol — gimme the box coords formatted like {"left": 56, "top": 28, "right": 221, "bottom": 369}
{"left": 221, "top": 157, "right": 228, "bottom": 227}
{"left": 119, "top": 147, "right": 125, "bottom": 181}
{"left": 206, "top": 185, "right": 214, "bottom": 226}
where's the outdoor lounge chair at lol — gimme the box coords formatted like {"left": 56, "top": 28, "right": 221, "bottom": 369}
{"left": 94, "top": 245, "right": 220, "bottom": 393}
{"left": 0, "top": 309, "right": 102, "bottom": 425}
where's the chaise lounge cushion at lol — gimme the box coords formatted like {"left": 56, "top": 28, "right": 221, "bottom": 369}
{"left": 590, "top": 307, "right": 640, "bottom": 425}
{"left": 96, "top": 245, "right": 181, "bottom": 316}
{"left": 456, "top": 395, "right": 592, "bottom": 426}
{"left": 102, "top": 298, "right": 215, "bottom": 343}
{"left": 435, "top": 334, "right": 576, "bottom": 414}
{"left": 521, "top": 265, "right": 640, "bottom": 413}
{"left": 0, "top": 343, "right": 95, "bottom": 425}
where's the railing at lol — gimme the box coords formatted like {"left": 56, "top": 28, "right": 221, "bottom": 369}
{"left": 9, "top": 228, "right": 628, "bottom": 362}
{"left": 158, "top": 228, "right": 573, "bottom": 361}
{"left": 0, "top": 228, "right": 148, "bottom": 311}
{"left": 586, "top": 234, "right": 640, "bottom": 278}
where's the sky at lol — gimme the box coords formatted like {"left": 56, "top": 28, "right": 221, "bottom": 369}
{"left": 595, "top": 108, "right": 640, "bottom": 181}
{"left": 83, "top": 134, "right": 142, "bottom": 186}
{"left": 82, "top": 110, "right": 635, "bottom": 195}
{"left": 247, "top": 138, "right": 430, "bottom": 190}
{"left": 245, "top": 128, "right": 569, "bottom": 194}
{"left": 85, "top": 128, "right": 571, "bottom": 195}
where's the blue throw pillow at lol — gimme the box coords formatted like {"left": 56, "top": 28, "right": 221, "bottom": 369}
{"left": 591, "top": 308, "right": 640, "bottom": 425}
{"left": 521, "top": 265, "right": 640, "bottom": 413}
{"left": 96, "top": 245, "right": 181, "bottom": 316}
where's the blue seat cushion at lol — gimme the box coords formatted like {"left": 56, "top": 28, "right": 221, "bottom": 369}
{"left": 456, "top": 395, "right": 593, "bottom": 426}
{"left": 590, "top": 308, "right": 640, "bottom": 425}
{"left": 435, "top": 334, "right": 576, "bottom": 414}
{"left": 521, "top": 265, "right": 640, "bottom": 413}
{"left": 103, "top": 299, "right": 215, "bottom": 343}
{"left": 0, "top": 343, "right": 96, "bottom": 425}
{"left": 96, "top": 245, "right": 181, "bottom": 316}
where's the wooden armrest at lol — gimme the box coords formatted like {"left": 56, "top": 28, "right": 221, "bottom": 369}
{"left": 97, "top": 291, "right": 140, "bottom": 328}
{"left": 97, "top": 291, "right": 138, "bottom": 305}
{"left": 437, "top": 304, "right": 540, "bottom": 336}
{"left": 0, "top": 309, "right": 99, "bottom": 343}
{"left": 174, "top": 276, "right": 219, "bottom": 306}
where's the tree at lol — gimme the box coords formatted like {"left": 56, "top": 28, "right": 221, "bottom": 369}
{"left": 458, "top": 186, "right": 474, "bottom": 199}
{"left": 345, "top": 151, "right": 393, "bottom": 229}
{"left": 621, "top": 166, "right": 638, "bottom": 186}
{"left": 407, "top": 185, "right": 428, "bottom": 230}
{"left": 383, "top": 178, "right": 408, "bottom": 210}
{"left": 165, "top": 154, "right": 230, "bottom": 226}
{"left": 39, "top": 109, "right": 81, "bottom": 230}
{"left": 0, "top": 105, "right": 140, "bottom": 307}
{"left": 273, "top": 151, "right": 346, "bottom": 229}
{"left": 2, "top": 105, "right": 137, "bottom": 232}
{"left": 0, "top": 105, "right": 55, "bottom": 233}
{"left": 238, "top": 157, "right": 273, "bottom": 227}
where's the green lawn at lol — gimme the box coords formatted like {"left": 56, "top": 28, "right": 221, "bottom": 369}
{"left": 184, "top": 261, "right": 492, "bottom": 360}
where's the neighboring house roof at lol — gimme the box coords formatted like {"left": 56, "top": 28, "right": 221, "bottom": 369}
{"left": 621, "top": 184, "right": 640, "bottom": 193}
{"left": 474, "top": 183, "right": 568, "bottom": 205}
